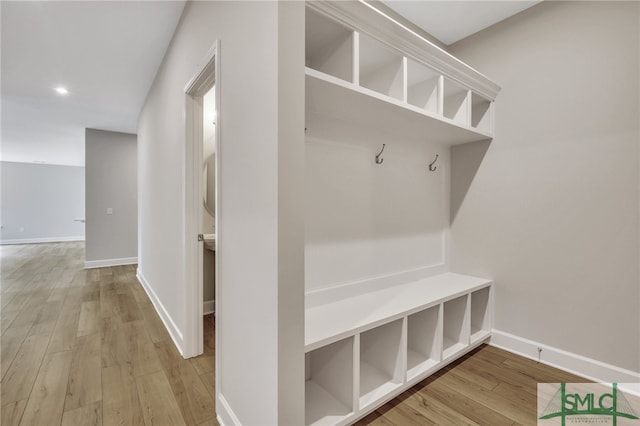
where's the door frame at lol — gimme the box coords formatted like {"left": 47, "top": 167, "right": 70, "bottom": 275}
{"left": 183, "top": 41, "right": 220, "bottom": 359}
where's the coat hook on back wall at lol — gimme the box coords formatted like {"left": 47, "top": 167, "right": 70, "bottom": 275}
{"left": 375, "top": 144, "right": 386, "bottom": 165}
{"left": 429, "top": 154, "right": 439, "bottom": 172}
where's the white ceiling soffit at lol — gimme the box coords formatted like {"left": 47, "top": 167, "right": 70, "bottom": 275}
{"left": 1, "top": 1, "right": 186, "bottom": 166}
{"left": 382, "top": 1, "right": 542, "bottom": 46}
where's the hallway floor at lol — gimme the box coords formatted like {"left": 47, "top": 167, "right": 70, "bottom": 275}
{"left": 1, "top": 242, "right": 217, "bottom": 426}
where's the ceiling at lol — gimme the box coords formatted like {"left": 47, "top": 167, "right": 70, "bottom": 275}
{"left": 1, "top": 1, "right": 185, "bottom": 166}
{"left": 1, "top": 1, "right": 538, "bottom": 168}
{"left": 382, "top": 1, "right": 541, "bottom": 46}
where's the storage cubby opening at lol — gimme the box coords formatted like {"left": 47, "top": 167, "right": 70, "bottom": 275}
{"left": 407, "top": 306, "right": 440, "bottom": 380}
{"left": 443, "top": 295, "right": 468, "bottom": 358}
{"left": 359, "top": 33, "right": 404, "bottom": 101}
{"left": 359, "top": 319, "right": 404, "bottom": 408}
{"left": 407, "top": 58, "right": 441, "bottom": 114}
{"left": 471, "top": 93, "right": 492, "bottom": 133}
{"left": 305, "top": 338, "right": 354, "bottom": 426}
{"left": 443, "top": 78, "right": 470, "bottom": 125}
{"left": 470, "top": 287, "right": 491, "bottom": 341}
{"left": 306, "top": 8, "right": 354, "bottom": 82}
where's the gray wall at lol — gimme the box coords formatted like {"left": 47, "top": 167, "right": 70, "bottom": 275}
{"left": 0, "top": 161, "right": 85, "bottom": 243}
{"left": 449, "top": 1, "right": 639, "bottom": 372}
{"left": 85, "top": 128, "right": 137, "bottom": 265}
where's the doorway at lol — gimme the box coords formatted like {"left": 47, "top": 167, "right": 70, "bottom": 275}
{"left": 183, "top": 43, "right": 220, "bottom": 359}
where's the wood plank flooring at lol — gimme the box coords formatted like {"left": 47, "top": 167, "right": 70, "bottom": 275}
{"left": 1, "top": 242, "right": 603, "bottom": 426}
{"left": 354, "top": 345, "right": 591, "bottom": 426}
{"left": 1, "top": 242, "right": 217, "bottom": 426}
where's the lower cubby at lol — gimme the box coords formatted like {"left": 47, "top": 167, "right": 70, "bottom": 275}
{"left": 470, "top": 286, "right": 491, "bottom": 343}
{"left": 305, "top": 337, "right": 355, "bottom": 426}
{"left": 442, "top": 295, "right": 469, "bottom": 359}
{"left": 359, "top": 319, "right": 404, "bottom": 409}
{"left": 406, "top": 305, "right": 441, "bottom": 380}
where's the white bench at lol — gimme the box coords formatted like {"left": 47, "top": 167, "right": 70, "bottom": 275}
{"left": 304, "top": 272, "right": 493, "bottom": 426}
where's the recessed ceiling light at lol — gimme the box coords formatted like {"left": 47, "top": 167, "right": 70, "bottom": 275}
{"left": 54, "top": 86, "right": 69, "bottom": 95}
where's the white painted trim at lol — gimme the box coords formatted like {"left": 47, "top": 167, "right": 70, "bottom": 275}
{"left": 213, "top": 40, "right": 222, "bottom": 416}
{"left": 491, "top": 329, "right": 640, "bottom": 395}
{"left": 217, "top": 394, "right": 241, "bottom": 426}
{"left": 84, "top": 257, "right": 137, "bottom": 269}
{"left": 1, "top": 236, "right": 85, "bottom": 245}
{"left": 203, "top": 299, "right": 215, "bottom": 315}
{"left": 136, "top": 269, "right": 184, "bottom": 356}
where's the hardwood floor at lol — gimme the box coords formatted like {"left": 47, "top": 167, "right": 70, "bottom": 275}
{"left": 1, "top": 242, "right": 597, "bottom": 426}
{"left": 1, "top": 242, "right": 217, "bottom": 426}
{"left": 354, "top": 344, "right": 591, "bottom": 426}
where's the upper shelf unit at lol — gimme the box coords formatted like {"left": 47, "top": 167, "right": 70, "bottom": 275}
{"left": 305, "top": 2, "right": 500, "bottom": 146}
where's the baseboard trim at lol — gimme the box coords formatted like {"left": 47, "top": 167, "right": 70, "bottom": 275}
{"left": 204, "top": 299, "right": 215, "bottom": 315}
{"left": 217, "top": 394, "right": 241, "bottom": 426}
{"left": 1, "top": 236, "right": 85, "bottom": 245}
{"left": 491, "top": 329, "right": 640, "bottom": 395}
{"left": 85, "top": 257, "right": 137, "bottom": 269}
{"left": 136, "top": 268, "right": 184, "bottom": 356}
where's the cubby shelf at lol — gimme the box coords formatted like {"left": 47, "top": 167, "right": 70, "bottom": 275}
{"left": 406, "top": 305, "right": 441, "bottom": 381}
{"left": 306, "top": 68, "right": 492, "bottom": 147}
{"left": 304, "top": 6, "right": 496, "bottom": 147}
{"left": 304, "top": 273, "right": 492, "bottom": 425}
{"left": 304, "top": 2, "right": 499, "bottom": 425}
{"left": 470, "top": 286, "right": 492, "bottom": 344}
{"left": 407, "top": 58, "right": 441, "bottom": 115}
{"left": 359, "top": 33, "right": 405, "bottom": 101}
{"left": 305, "top": 338, "right": 355, "bottom": 426}
{"left": 359, "top": 320, "right": 404, "bottom": 409}
{"left": 442, "top": 295, "right": 469, "bottom": 360}
{"left": 305, "top": 8, "right": 354, "bottom": 83}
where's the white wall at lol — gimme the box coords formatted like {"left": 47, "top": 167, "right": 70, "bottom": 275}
{"left": 0, "top": 161, "right": 85, "bottom": 243}
{"left": 305, "top": 115, "right": 449, "bottom": 299}
{"left": 85, "top": 129, "right": 137, "bottom": 267}
{"left": 448, "top": 1, "right": 639, "bottom": 373}
{"left": 137, "top": 2, "right": 304, "bottom": 424}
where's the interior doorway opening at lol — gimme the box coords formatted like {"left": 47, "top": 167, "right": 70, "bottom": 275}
{"left": 183, "top": 43, "right": 220, "bottom": 361}
{"left": 202, "top": 86, "right": 217, "bottom": 317}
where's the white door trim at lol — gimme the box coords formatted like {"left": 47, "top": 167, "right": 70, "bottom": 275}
{"left": 183, "top": 42, "right": 219, "bottom": 359}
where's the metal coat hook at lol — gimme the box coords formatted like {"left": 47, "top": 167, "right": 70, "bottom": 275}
{"left": 429, "top": 154, "right": 439, "bottom": 172}
{"left": 375, "top": 144, "right": 386, "bottom": 165}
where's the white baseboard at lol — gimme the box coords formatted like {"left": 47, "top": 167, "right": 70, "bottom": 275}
{"left": 85, "top": 257, "right": 137, "bottom": 269}
{"left": 217, "top": 394, "right": 241, "bottom": 426}
{"left": 204, "top": 299, "right": 215, "bottom": 315}
{"left": 491, "top": 329, "right": 640, "bottom": 395}
{"left": 1, "top": 236, "right": 85, "bottom": 245}
{"left": 136, "top": 268, "right": 184, "bottom": 356}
